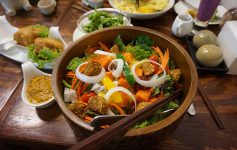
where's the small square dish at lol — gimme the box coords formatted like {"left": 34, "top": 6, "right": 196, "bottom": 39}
{"left": 185, "top": 36, "right": 229, "bottom": 74}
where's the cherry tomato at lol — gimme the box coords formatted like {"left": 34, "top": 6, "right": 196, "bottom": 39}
{"left": 148, "top": 54, "right": 159, "bottom": 62}
{"left": 80, "top": 92, "right": 96, "bottom": 103}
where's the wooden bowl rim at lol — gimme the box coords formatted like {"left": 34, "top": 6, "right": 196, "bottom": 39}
{"left": 52, "top": 26, "right": 198, "bottom": 136}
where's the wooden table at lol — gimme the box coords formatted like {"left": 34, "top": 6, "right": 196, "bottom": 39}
{"left": 0, "top": 0, "right": 237, "bottom": 149}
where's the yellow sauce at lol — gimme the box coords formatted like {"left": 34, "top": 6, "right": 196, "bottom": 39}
{"left": 26, "top": 76, "right": 53, "bottom": 104}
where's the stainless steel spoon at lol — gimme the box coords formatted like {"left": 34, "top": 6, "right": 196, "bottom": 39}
{"left": 90, "top": 109, "right": 174, "bottom": 128}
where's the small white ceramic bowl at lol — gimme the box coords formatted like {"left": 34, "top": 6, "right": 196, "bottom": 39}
{"left": 88, "top": 0, "right": 104, "bottom": 8}
{"left": 37, "top": 0, "right": 57, "bottom": 15}
{"left": 109, "top": 0, "right": 175, "bottom": 20}
{"left": 77, "top": 8, "right": 131, "bottom": 34}
{"left": 21, "top": 61, "right": 55, "bottom": 108}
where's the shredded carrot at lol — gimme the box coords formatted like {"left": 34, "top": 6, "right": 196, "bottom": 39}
{"left": 149, "top": 98, "right": 159, "bottom": 103}
{"left": 84, "top": 116, "right": 93, "bottom": 123}
{"left": 66, "top": 71, "right": 75, "bottom": 78}
{"left": 96, "top": 55, "right": 113, "bottom": 68}
{"left": 71, "top": 75, "right": 78, "bottom": 89}
{"left": 76, "top": 81, "right": 83, "bottom": 98}
{"left": 110, "top": 103, "right": 126, "bottom": 115}
{"left": 152, "top": 46, "right": 164, "bottom": 62}
{"left": 99, "top": 42, "right": 110, "bottom": 52}
{"left": 122, "top": 52, "right": 133, "bottom": 64}
{"left": 165, "top": 65, "right": 170, "bottom": 74}
{"left": 86, "top": 46, "right": 99, "bottom": 54}
{"left": 157, "top": 48, "right": 169, "bottom": 74}
{"left": 81, "top": 83, "right": 90, "bottom": 93}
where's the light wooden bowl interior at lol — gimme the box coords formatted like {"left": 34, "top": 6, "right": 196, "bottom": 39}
{"left": 52, "top": 26, "right": 198, "bottom": 137}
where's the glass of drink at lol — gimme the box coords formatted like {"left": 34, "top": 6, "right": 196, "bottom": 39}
{"left": 195, "top": 0, "right": 221, "bottom": 27}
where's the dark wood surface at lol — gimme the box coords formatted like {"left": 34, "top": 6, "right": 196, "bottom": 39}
{"left": 0, "top": 0, "right": 237, "bottom": 149}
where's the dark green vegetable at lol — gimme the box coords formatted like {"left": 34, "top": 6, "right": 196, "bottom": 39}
{"left": 67, "top": 57, "right": 86, "bottom": 71}
{"left": 62, "top": 80, "right": 72, "bottom": 89}
{"left": 135, "top": 35, "right": 154, "bottom": 52}
{"left": 83, "top": 11, "right": 124, "bottom": 33}
{"left": 114, "top": 35, "right": 126, "bottom": 51}
{"left": 28, "top": 45, "right": 62, "bottom": 68}
{"left": 116, "top": 54, "right": 135, "bottom": 85}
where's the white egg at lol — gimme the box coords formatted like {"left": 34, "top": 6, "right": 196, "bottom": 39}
{"left": 196, "top": 44, "right": 223, "bottom": 67}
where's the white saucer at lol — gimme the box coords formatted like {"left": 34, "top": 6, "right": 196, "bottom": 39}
{"left": 174, "top": 1, "right": 227, "bottom": 25}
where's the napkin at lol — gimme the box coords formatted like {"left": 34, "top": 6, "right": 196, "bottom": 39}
{"left": 218, "top": 21, "right": 237, "bottom": 75}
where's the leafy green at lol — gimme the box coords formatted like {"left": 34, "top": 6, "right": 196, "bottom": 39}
{"left": 116, "top": 54, "right": 135, "bottom": 85}
{"left": 29, "top": 24, "right": 49, "bottom": 37}
{"left": 132, "top": 101, "right": 179, "bottom": 129}
{"left": 83, "top": 109, "right": 100, "bottom": 117}
{"left": 28, "top": 45, "right": 61, "bottom": 68}
{"left": 135, "top": 35, "right": 154, "bottom": 51}
{"left": 126, "top": 45, "right": 151, "bottom": 60}
{"left": 168, "top": 60, "right": 176, "bottom": 70}
{"left": 67, "top": 57, "right": 86, "bottom": 71}
{"left": 114, "top": 35, "right": 126, "bottom": 51}
{"left": 152, "top": 87, "right": 160, "bottom": 97}
{"left": 83, "top": 11, "right": 124, "bottom": 33}
{"left": 164, "top": 75, "right": 175, "bottom": 96}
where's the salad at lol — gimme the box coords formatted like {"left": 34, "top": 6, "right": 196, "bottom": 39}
{"left": 62, "top": 35, "right": 182, "bottom": 128}
{"left": 14, "top": 25, "right": 64, "bottom": 68}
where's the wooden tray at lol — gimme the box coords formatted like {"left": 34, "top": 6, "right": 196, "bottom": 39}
{"left": 185, "top": 36, "right": 229, "bottom": 74}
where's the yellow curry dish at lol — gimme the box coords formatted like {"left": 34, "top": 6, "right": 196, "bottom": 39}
{"left": 114, "top": 0, "right": 168, "bottom": 14}
{"left": 26, "top": 76, "right": 54, "bottom": 104}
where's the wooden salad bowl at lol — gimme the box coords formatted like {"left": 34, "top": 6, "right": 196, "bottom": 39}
{"left": 52, "top": 26, "right": 198, "bottom": 144}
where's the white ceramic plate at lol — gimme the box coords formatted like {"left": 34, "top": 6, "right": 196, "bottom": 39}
{"left": 174, "top": 1, "right": 227, "bottom": 25}
{"left": 73, "top": 23, "right": 134, "bottom": 41}
{"left": 73, "top": 8, "right": 132, "bottom": 41}
{"left": 109, "top": 0, "right": 175, "bottom": 20}
{"left": 0, "top": 16, "right": 67, "bottom": 69}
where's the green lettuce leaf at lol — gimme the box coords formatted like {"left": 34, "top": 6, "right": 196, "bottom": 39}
{"left": 67, "top": 57, "right": 86, "bottom": 71}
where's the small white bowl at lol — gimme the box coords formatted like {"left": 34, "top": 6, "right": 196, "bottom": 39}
{"left": 38, "top": 0, "right": 57, "bottom": 15}
{"left": 77, "top": 8, "right": 131, "bottom": 34}
{"left": 88, "top": 0, "right": 104, "bottom": 8}
{"left": 21, "top": 61, "right": 55, "bottom": 108}
{"left": 109, "top": 0, "right": 175, "bottom": 20}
